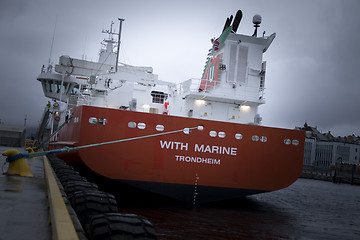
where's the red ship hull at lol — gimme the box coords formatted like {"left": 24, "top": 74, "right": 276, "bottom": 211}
{"left": 50, "top": 105, "right": 305, "bottom": 203}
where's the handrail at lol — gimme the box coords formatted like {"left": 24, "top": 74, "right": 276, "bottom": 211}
{"left": 177, "top": 78, "right": 265, "bottom": 102}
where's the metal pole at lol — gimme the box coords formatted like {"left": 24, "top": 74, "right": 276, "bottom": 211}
{"left": 48, "top": 16, "right": 57, "bottom": 66}
{"left": 115, "top": 18, "right": 125, "bottom": 72}
{"left": 59, "top": 70, "right": 65, "bottom": 103}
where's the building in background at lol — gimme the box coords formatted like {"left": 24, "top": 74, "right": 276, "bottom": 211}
{"left": 297, "top": 122, "right": 360, "bottom": 169}
{"left": 0, "top": 124, "right": 26, "bottom": 147}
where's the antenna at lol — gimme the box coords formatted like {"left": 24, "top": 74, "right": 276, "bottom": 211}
{"left": 82, "top": 33, "right": 87, "bottom": 60}
{"left": 115, "top": 18, "right": 125, "bottom": 72}
{"left": 48, "top": 16, "right": 58, "bottom": 66}
{"left": 252, "top": 14, "right": 262, "bottom": 37}
{"left": 102, "top": 21, "right": 116, "bottom": 41}
{"left": 24, "top": 114, "right": 27, "bottom": 127}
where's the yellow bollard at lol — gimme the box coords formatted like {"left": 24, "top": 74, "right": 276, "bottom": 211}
{"left": 2, "top": 149, "right": 34, "bottom": 177}
{"left": 25, "top": 147, "right": 35, "bottom": 154}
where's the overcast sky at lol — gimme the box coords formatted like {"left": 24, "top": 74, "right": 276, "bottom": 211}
{"left": 0, "top": 0, "right": 359, "bottom": 137}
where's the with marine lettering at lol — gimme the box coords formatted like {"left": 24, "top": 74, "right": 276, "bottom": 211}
{"left": 159, "top": 140, "right": 238, "bottom": 166}
{"left": 159, "top": 140, "right": 237, "bottom": 155}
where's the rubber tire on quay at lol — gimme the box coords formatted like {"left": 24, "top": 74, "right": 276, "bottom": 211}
{"left": 70, "top": 190, "right": 118, "bottom": 226}
{"left": 48, "top": 156, "right": 68, "bottom": 165}
{"left": 58, "top": 175, "right": 87, "bottom": 185}
{"left": 63, "top": 181, "right": 99, "bottom": 200}
{"left": 87, "top": 213, "right": 157, "bottom": 240}
{"left": 55, "top": 169, "right": 80, "bottom": 178}
{"left": 52, "top": 164, "right": 74, "bottom": 172}
{"left": 51, "top": 164, "right": 74, "bottom": 172}
{"left": 61, "top": 178, "right": 89, "bottom": 189}
{"left": 46, "top": 154, "right": 59, "bottom": 161}
{"left": 50, "top": 160, "right": 69, "bottom": 167}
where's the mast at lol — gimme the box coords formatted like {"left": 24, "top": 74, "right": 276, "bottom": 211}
{"left": 48, "top": 16, "right": 58, "bottom": 66}
{"left": 115, "top": 18, "right": 125, "bottom": 72}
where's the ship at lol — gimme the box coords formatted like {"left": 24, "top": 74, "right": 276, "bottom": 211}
{"left": 36, "top": 10, "right": 305, "bottom": 204}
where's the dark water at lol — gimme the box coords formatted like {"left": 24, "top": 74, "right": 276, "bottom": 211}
{"left": 117, "top": 179, "right": 360, "bottom": 240}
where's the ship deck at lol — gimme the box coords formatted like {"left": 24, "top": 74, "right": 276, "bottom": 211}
{"left": 0, "top": 146, "right": 80, "bottom": 240}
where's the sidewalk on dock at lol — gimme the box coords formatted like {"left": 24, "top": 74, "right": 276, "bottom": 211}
{"left": 0, "top": 146, "right": 51, "bottom": 240}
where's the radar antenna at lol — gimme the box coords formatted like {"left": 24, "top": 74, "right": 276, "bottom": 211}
{"left": 252, "top": 14, "right": 262, "bottom": 37}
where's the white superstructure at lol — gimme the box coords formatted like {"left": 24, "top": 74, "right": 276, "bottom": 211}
{"left": 37, "top": 14, "right": 275, "bottom": 127}
{"left": 169, "top": 31, "right": 275, "bottom": 124}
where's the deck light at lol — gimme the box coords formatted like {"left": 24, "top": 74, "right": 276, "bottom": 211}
{"left": 142, "top": 104, "right": 150, "bottom": 110}
{"left": 240, "top": 105, "right": 250, "bottom": 111}
{"left": 195, "top": 99, "right": 206, "bottom": 105}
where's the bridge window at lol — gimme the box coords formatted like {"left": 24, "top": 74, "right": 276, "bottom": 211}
{"left": 71, "top": 85, "right": 80, "bottom": 95}
{"left": 151, "top": 91, "right": 168, "bottom": 104}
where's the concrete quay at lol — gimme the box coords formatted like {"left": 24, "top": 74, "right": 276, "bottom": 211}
{"left": 0, "top": 145, "right": 80, "bottom": 240}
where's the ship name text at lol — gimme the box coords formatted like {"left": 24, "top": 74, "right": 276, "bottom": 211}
{"left": 175, "top": 155, "right": 220, "bottom": 165}
{"left": 159, "top": 140, "right": 237, "bottom": 156}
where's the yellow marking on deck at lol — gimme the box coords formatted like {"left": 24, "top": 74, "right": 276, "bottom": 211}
{"left": 43, "top": 156, "right": 79, "bottom": 240}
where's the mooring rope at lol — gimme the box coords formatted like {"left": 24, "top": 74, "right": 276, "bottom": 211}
{"left": 5, "top": 126, "right": 199, "bottom": 162}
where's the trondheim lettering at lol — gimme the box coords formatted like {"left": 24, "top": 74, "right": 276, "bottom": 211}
{"left": 175, "top": 155, "right": 220, "bottom": 165}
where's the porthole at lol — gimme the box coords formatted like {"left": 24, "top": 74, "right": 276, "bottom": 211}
{"left": 292, "top": 139, "right": 299, "bottom": 146}
{"left": 98, "top": 118, "right": 107, "bottom": 125}
{"left": 209, "top": 131, "right": 217, "bottom": 137}
{"left": 284, "top": 139, "right": 291, "bottom": 145}
{"left": 128, "top": 122, "right": 136, "bottom": 128}
{"left": 218, "top": 132, "right": 226, "bottom": 138}
{"left": 260, "top": 136, "right": 267, "bottom": 143}
{"left": 138, "top": 122, "right": 146, "bottom": 129}
{"left": 89, "top": 117, "right": 97, "bottom": 124}
{"left": 235, "top": 133, "right": 243, "bottom": 140}
{"left": 156, "top": 125, "right": 165, "bottom": 131}
{"left": 252, "top": 135, "right": 259, "bottom": 142}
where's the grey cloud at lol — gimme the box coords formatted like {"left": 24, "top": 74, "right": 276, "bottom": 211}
{"left": 0, "top": 0, "right": 359, "bottom": 137}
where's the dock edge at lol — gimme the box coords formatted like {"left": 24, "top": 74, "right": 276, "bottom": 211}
{"left": 43, "top": 155, "right": 79, "bottom": 240}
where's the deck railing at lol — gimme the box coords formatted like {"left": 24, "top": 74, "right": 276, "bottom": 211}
{"left": 176, "top": 78, "right": 265, "bottom": 102}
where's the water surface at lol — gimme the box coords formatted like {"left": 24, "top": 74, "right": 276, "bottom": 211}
{"left": 118, "top": 179, "right": 360, "bottom": 239}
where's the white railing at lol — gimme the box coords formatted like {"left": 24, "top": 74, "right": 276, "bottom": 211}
{"left": 68, "top": 93, "right": 92, "bottom": 108}
{"left": 76, "top": 93, "right": 92, "bottom": 106}
{"left": 177, "top": 78, "right": 265, "bottom": 102}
